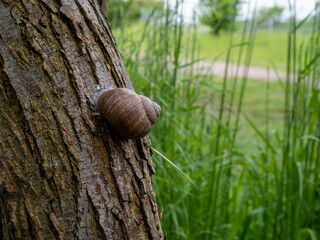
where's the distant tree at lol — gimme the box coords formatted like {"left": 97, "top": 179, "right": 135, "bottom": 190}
{"left": 257, "top": 6, "right": 284, "bottom": 31}
{"left": 200, "top": 0, "right": 241, "bottom": 35}
{"left": 106, "top": 0, "right": 163, "bottom": 28}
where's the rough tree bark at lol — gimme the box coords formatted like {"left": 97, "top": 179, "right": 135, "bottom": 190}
{"left": 0, "top": 0, "right": 163, "bottom": 239}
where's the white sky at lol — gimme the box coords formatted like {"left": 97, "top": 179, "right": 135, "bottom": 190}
{"left": 176, "top": 0, "right": 317, "bottom": 23}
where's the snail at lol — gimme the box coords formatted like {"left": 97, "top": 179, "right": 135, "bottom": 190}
{"left": 97, "top": 88, "right": 161, "bottom": 139}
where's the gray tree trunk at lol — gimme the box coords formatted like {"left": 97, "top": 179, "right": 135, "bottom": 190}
{"left": 0, "top": 0, "right": 163, "bottom": 239}
{"left": 99, "top": 0, "right": 109, "bottom": 14}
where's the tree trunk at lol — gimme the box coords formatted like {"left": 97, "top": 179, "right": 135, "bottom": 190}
{"left": 0, "top": 1, "right": 163, "bottom": 239}
{"left": 98, "top": 0, "right": 109, "bottom": 15}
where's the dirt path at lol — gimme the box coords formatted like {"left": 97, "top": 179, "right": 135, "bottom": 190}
{"left": 191, "top": 61, "right": 288, "bottom": 81}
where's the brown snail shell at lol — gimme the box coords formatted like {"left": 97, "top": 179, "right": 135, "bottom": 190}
{"left": 97, "top": 88, "right": 161, "bottom": 139}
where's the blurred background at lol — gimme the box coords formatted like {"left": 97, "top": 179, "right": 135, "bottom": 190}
{"left": 106, "top": 0, "right": 320, "bottom": 239}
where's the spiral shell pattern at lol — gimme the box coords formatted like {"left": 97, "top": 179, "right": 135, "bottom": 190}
{"left": 97, "top": 88, "right": 161, "bottom": 139}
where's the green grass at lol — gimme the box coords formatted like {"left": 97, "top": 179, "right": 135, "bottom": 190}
{"left": 197, "top": 29, "right": 311, "bottom": 72}
{"left": 210, "top": 78, "right": 284, "bottom": 125}
{"left": 110, "top": 2, "right": 320, "bottom": 239}
{"left": 113, "top": 22, "right": 311, "bottom": 73}
{"left": 219, "top": 78, "right": 284, "bottom": 152}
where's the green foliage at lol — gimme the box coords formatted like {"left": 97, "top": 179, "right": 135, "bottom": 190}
{"left": 199, "top": 0, "right": 241, "bottom": 35}
{"left": 257, "top": 6, "right": 285, "bottom": 29}
{"left": 112, "top": 1, "right": 320, "bottom": 239}
{"left": 258, "top": 6, "right": 284, "bottom": 23}
{"left": 106, "top": 0, "right": 163, "bottom": 28}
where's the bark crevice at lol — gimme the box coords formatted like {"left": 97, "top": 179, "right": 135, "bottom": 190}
{"left": 87, "top": 190, "right": 109, "bottom": 240}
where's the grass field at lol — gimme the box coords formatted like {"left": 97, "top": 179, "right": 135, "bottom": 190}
{"left": 111, "top": 3, "right": 320, "bottom": 239}
{"left": 210, "top": 78, "right": 285, "bottom": 152}
{"left": 197, "top": 29, "right": 311, "bottom": 72}
{"left": 113, "top": 22, "right": 311, "bottom": 72}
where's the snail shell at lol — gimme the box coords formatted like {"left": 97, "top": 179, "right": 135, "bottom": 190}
{"left": 97, "top": 88, "right": 161, "bottom": 139}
